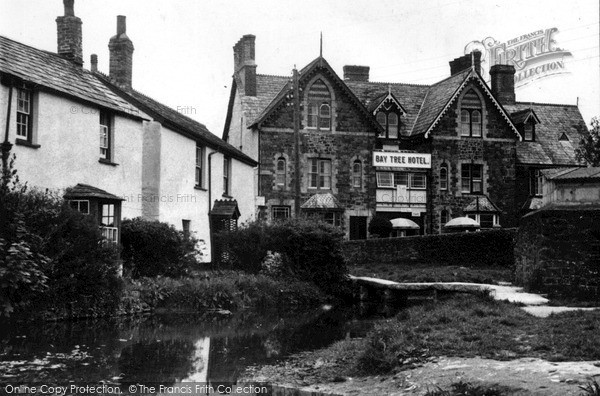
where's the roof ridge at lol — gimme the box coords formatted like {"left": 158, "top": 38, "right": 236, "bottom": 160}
{"left": 257, "top": 73, "right": 290, "bottom": 79}
{"left": 361, "top": 80, "right": 431, "bottom": 88}
{"left": 514, "top": 101, "right": 579, "bottom": 108}
{"left": 429, "top": 69, "right": 469, "bottom": 87}
{"left": 125, "top": 85, "right": 210, "bottom": 130}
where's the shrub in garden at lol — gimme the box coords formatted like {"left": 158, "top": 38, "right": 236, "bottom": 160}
{"left": 368, "top": 215, "right": 392, "bottom": 238}
{"left": 0, "top": 154, "right": 121, "bottom": 317}
{"left": 121, "top": 218, "right": 197, "bottom": 278}
{"left": 217, "top": 218, "right": 350, "bottom": 296}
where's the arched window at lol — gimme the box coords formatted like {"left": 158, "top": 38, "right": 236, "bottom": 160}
{"left": 376, "top": 111, "right": 400, "bottom": 139}
{"left": 352, "top": 160, "right": 362, "bottom": 188}
{"left": 460, "top": 89, "right": 482, "bottom": 137}
{"left": 440, "top": 163, "right": 448, "bottom": 191}
{"left": 307, "top": 79, "right": 332, "bottom": 131}
{"left": 376, "top": 112, "right": 387, "bottom": 129}
{"left": 388, "top": 113, "right": 398, "bottom": 139}
{"left": 275, "top": 157, "right": 286, "bottom": 186}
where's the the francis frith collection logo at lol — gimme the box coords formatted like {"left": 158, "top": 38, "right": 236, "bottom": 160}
{"left": 466, "top": 28, "right": 572, "bottom": 88}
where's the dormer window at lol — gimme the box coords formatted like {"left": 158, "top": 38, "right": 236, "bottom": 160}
{"left": 376, "top": 111, "right": 400, "bottom": 139}
{"left": 307, "top": 79, "right": 331, "bottom": 131}
{"left": 460, "top": 90, "right": 482, "bottom": 138}
{"left": 522, "top": 122, "right": 536, "bottom": 141}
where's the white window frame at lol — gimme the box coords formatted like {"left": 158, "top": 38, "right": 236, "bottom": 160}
{"left": 308, "top": 158, "right": 332, "bottom": 190}
{"left": 99, "top": 111, "right": 111, "bottom": 160}
{"left": 16, "top": 87, "right": 31, "bottom": 140}
{"left": 272, "top": 205, "right": 290, "bottom": 220}
{"left": 195, "top": 145, "right": 204, "bottom": 187}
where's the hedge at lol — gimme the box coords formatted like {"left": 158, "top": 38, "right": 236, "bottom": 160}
{"left": 344, "top": 228, "right": 516, "bottom": 268}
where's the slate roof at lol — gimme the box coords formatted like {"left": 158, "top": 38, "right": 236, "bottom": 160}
{"left": 64, "top": 184, "right": 124, "bottom": 201}
{"left": 0, "top": 35, "right": 142, "bottom": 118}
{"left": 543, "top": 167, "right": 600, "bottom": 181}
{"left": 98, "top": 77, "right": 257, "bottom": 166}
{"left": 346, "top": 80, "right": 428, "bottom": 137}
{"left": 210, "top": 199, "right": 241, "bottom": 218}
{"left": 229, "top": 54, "right": 584, "bottom": 169}
{"left": 301, "top": 193, "right": 343, "bottom": 210}
{"left": 504, "top": 103, "right": 586, "bottom": 166}
{"left": 1, "top": 35, "right": 256, "bottom": 166}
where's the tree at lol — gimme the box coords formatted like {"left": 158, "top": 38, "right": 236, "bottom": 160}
{"left": 575, "top": 117, "right": 600, "bottom": 166}
{"left": 368, "top": 216, "right": 393, "bottom": 238}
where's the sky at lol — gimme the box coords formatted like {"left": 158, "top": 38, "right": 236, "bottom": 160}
{"left": 1, "top": 0, "right": 599, "bottom": 135}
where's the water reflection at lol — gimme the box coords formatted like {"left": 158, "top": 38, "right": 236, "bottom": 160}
{"left": 0, "top": 303, "right": 398, "bottom": 385}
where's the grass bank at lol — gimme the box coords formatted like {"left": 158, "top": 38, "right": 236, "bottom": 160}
{"left": 350, "top": 263, "right": 513, "bottom": 285}
{"left": 248, "top": 293, "right": 600, "bottom": 384}
{"left": 119, "top": 271, "right": 328, "bottom": 315}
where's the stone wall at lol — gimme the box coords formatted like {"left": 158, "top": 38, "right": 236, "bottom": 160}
{"left": 515, "top": 208, "right": 600, "bottom": 300}
{"left": 344, "top": 229, "right": 516, "bottom": 267}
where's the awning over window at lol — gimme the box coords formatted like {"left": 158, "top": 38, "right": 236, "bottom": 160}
{"left": 301, "top": 193, "right": 343, "bottom": 211}
{"left": 64, "top": 183, "right": 124, "bottom": 201}
{"left": 464, "top": 195, "right": 500, "bottom": 213}
{"left": 210, "top": 199, "right": 240, "bottom": 219}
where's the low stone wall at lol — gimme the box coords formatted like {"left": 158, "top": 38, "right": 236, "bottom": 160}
{"left": 344, "top": 229, "right": 516, "bottom": 267}
{"left": 514, "top": 208, "right": 600, "bottom": 300}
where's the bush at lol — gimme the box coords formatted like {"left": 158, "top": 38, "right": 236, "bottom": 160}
{"left": 217, "top": 218, "right": 350, "bottom": 296}
{"left": 0, "top": 154, "right": 122, "bottom": 317}
{"left": 368, "top": 216, "right": 392, "bottom": 238}
{"left": 121, "top": 218, "right": 197, "bottom": 278}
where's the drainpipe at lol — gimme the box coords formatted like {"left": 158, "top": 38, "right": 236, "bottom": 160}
{"left": 2, "top": 79, "right": 14, "bottom": 181}
{"left": 208, "top": 150, "right": 219, "bottom": 267}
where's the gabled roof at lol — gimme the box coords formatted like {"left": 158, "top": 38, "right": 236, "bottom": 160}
{"left": 96, "top": 76, "right": 257, "bottom": 166}
{"left": 511, "top": 108, "right": 541, "bottom": 125}
{"left": 246, "top": 56, "right": 383, "bottom": 133}
{"left": 301, "top": 192, "right": 343, "bottom": 210}
{"left": 0, "top": 35, "right": 142, "bottom": 119}
{"left": 416, "top": 69, "right": 521, "bottom": 139}
{"left": 210, "top": 199, "right": 241, "bottom": 218}
{"left": 64, "top": 184, "right": 124, "bottom": 201}
{"left": 504, "top": 103, "right": 586, "bottom": 166}
{"left": 346, "top": 80, "right": 428, "bottom": 138}
{"left": 368, "top": 90, "right": 407, "bottom": 115}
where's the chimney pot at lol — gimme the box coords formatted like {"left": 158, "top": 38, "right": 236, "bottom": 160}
{"left": 109, "top": 15, "right": 134, "bottom": 88}
{"left": 91, "top": 54, "right": 98, "bottom": 72}
{"left": 117, "top": 15, "right": 126, "bottom": 36}
{"left": 343, "top": 65, "right": 370, "bottom": 82}
{"left": 56, "top": 0, "right": 83, "bottom": 66}
{"left": 64, "top": 0, "right": 75, "bottom": 16}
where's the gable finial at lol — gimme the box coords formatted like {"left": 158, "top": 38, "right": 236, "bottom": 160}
{"left": 388, "top": 84, "right": 392, "bottom": 95}
{"left": 320, "top": 32, "right": 323, "bottom": 58}
{"left": 471, "top": 51, "right": 475, "bottom": 71}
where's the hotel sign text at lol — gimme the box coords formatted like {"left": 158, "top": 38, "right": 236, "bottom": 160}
{"left": 373, "top": 153, "right": 431, "bottom": 169}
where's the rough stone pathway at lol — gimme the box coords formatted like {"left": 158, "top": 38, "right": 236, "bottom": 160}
{"left": 350, "top": 275, "right": 599, "bottom": 317}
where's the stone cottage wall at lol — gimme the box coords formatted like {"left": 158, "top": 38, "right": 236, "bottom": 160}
{"left": 515, "top": 208, "right": 600, "bottom": 300}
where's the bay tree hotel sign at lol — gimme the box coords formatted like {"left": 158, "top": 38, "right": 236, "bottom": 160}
{"left": 373, "top": 152, "right": 432, "bottom": 168}
{"left": 466, "top": 28, "right": 572, "bottom": 88}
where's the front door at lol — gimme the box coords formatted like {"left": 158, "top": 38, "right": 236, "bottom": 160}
{"left": 349, "top": 216, "right": 367, "bottom": 240}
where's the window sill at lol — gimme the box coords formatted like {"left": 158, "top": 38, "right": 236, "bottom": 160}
{"left": 99, "top": 158, "right": 119, "bottom": 166}
{"left": 222, "top": 194, "right": 233, "bottom": 199}
{"left": 15, "top": 139, "right": 40, "bottom": 149}
{"left": 194, "top": 185, "right": 207, "bottom": 191}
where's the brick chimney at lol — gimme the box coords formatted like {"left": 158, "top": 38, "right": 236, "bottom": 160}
{"left": 490, "top": 64, "right": 516, "bottom": 105}
{"left": 233, "top": 35, "right": 257, "bottom": 96}
{"left": 449, "top": 51, "right": 481, "bottom": 75}
{"left": 109, "top": 15, "right": 134, "bottom": 88}
{"left": 343, "top": 65, "right": 370, "bottom": 82}
{"left": 56, "top": 0, "right": 83, "bottom": 66}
